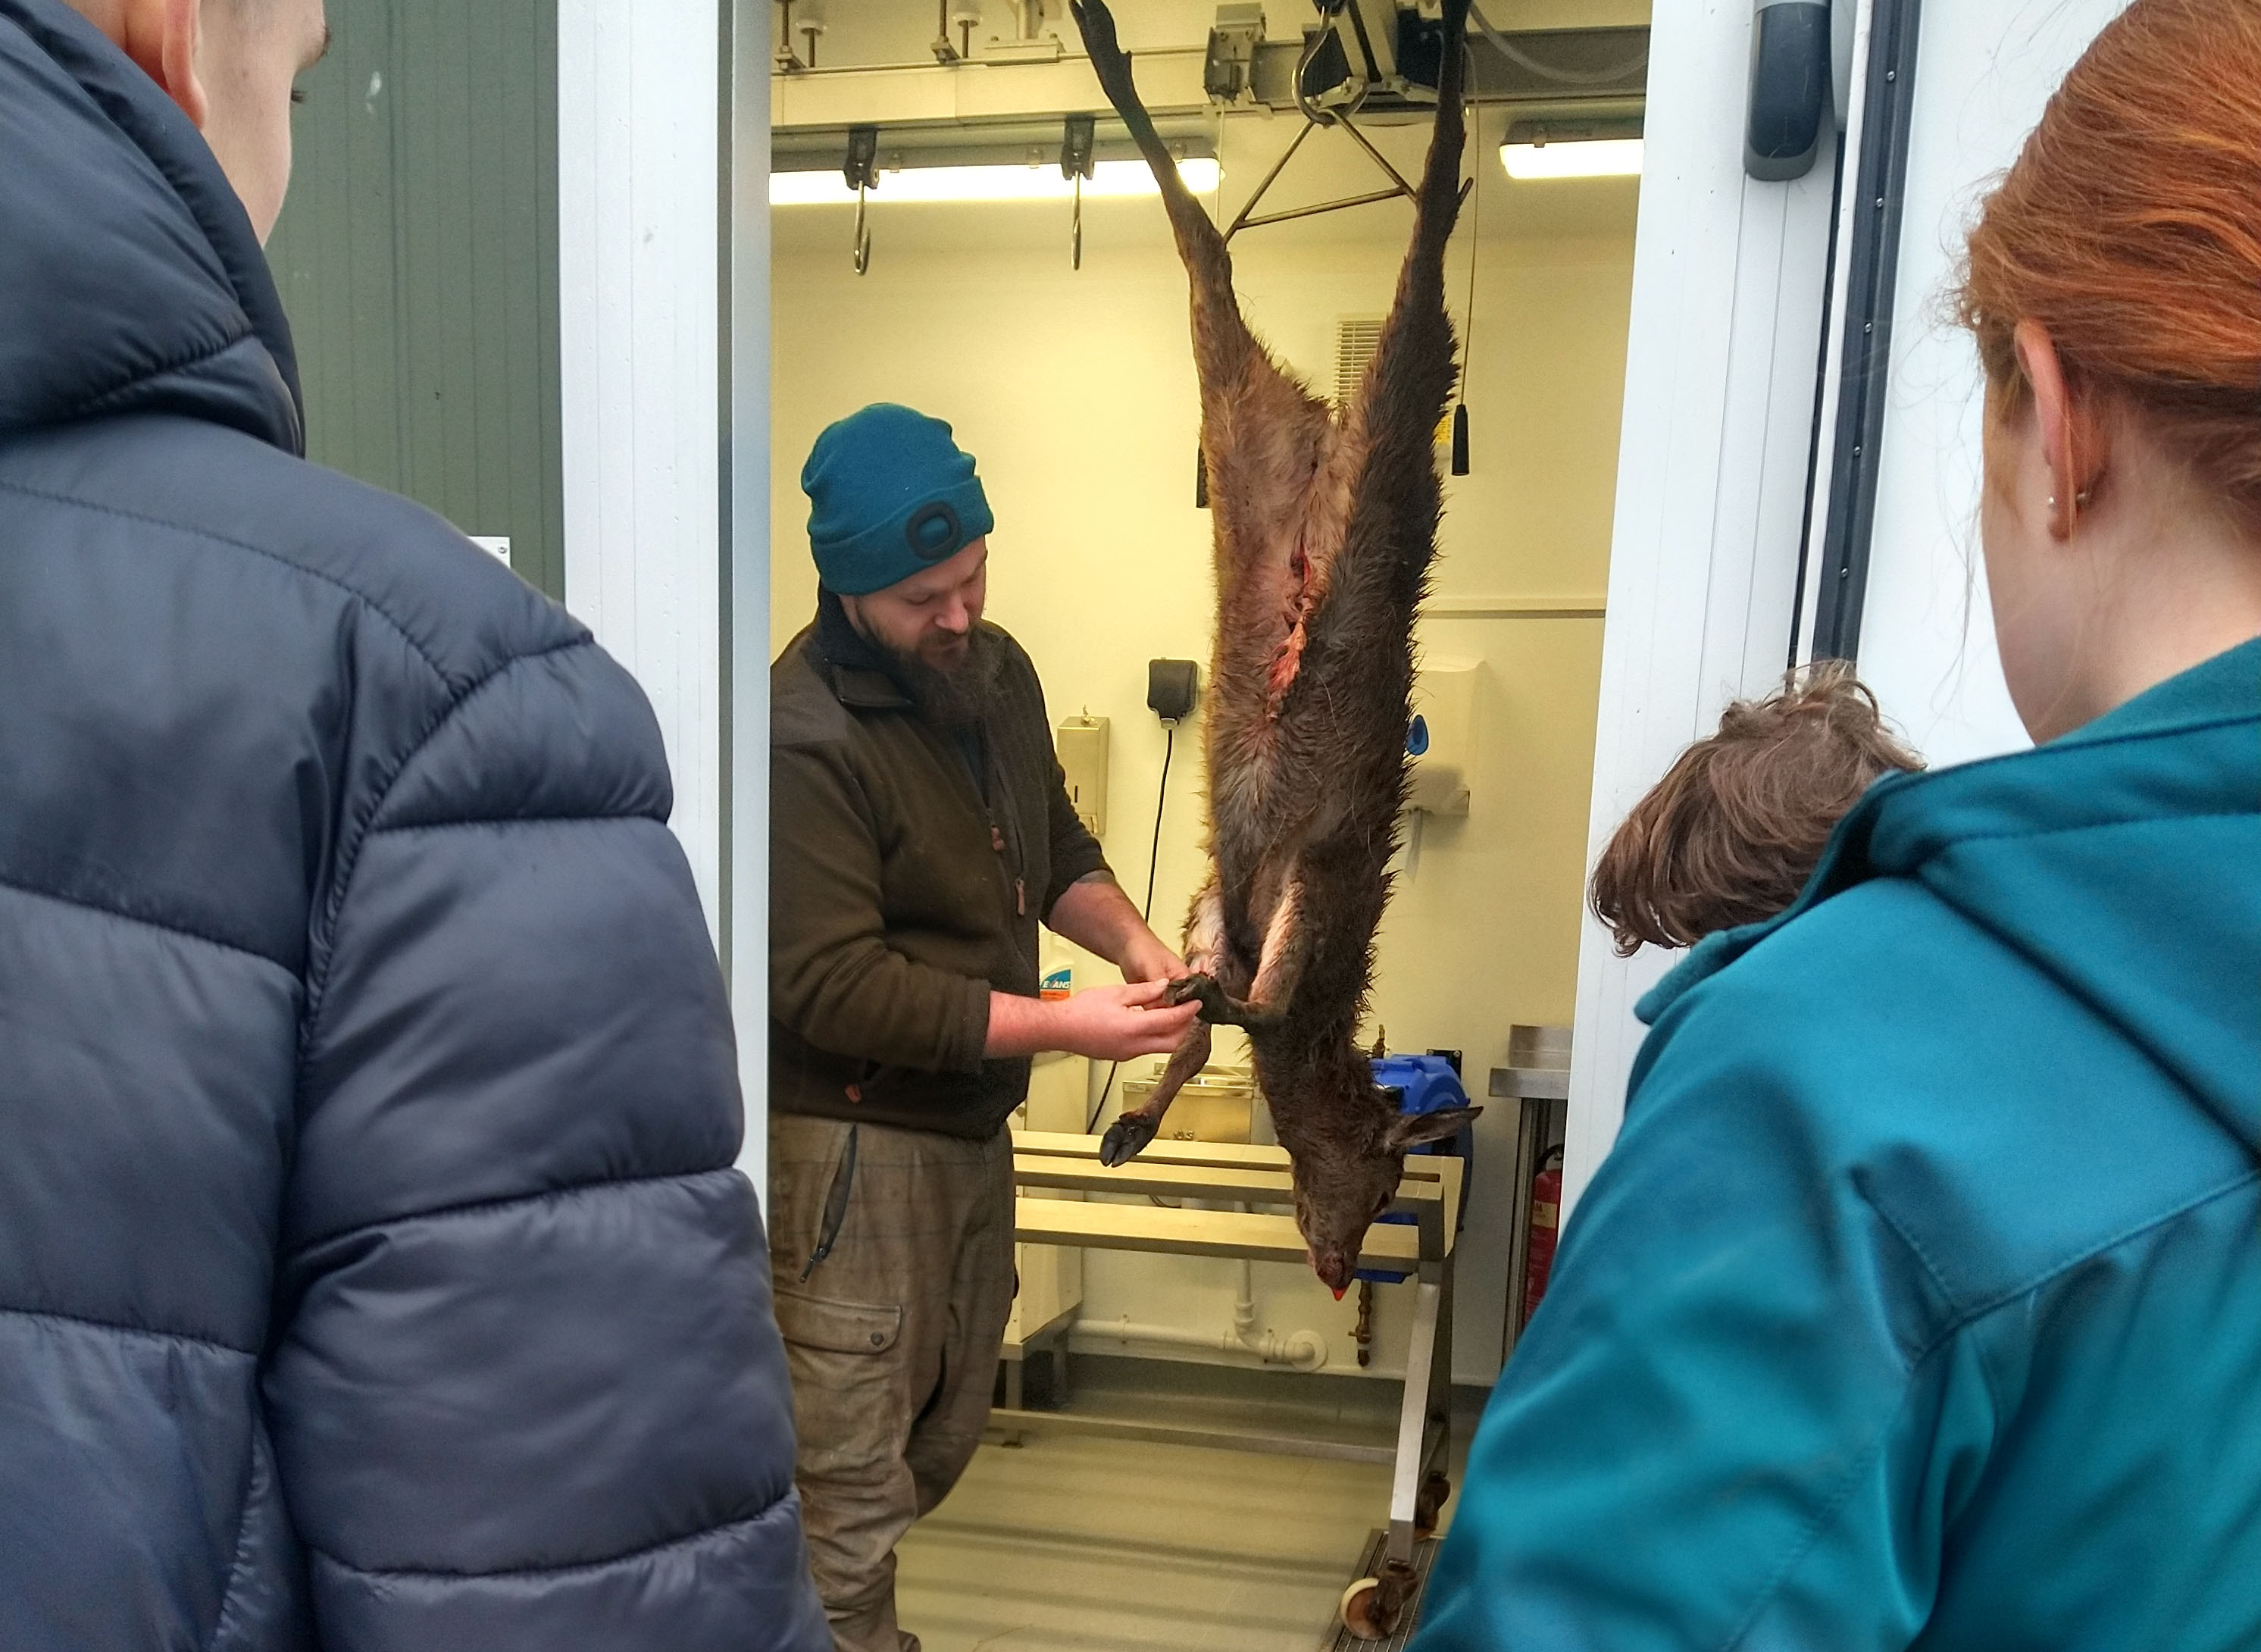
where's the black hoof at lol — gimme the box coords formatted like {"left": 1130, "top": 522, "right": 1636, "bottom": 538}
{"left": 1099, "top": 1113, "right": 1159, "bottom": 1167}
{"left": 1166, "top": 972, "right": 1243, "bottom": 1028}
{"left": 1162, "top": 972, "right": 1212, "bottom": 1007}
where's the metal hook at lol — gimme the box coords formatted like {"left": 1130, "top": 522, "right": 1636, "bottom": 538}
{"left": 844, "top": 124, "right": 879, "bottom": 277}
{"left": 1060, "top": 112, "right": 1095, "bottom": 271}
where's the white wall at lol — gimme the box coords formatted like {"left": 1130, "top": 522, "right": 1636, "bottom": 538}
{"left": 1853, "top": 0, "right": 2133, "bottom": 768}
{"left": 771, "top": 111, "right": 1637, "bottom": 1382}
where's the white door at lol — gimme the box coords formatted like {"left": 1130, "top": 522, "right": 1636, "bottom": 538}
{"left": 1566, "top": 0, "right": 2134, "bottom": 1215}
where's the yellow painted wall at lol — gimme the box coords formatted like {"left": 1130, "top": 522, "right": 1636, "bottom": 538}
{"left": 770, "top": 127, "right": 1634, "bottom": 1380}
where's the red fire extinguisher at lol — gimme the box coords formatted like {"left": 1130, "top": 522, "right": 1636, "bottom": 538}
{"left": 1521, "top": 1146, "right": 1564, "bottom": 1332}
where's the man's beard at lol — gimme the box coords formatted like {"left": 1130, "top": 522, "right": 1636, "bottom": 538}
{"left": 882, "top": 630, "right": 996, "bottom": 728}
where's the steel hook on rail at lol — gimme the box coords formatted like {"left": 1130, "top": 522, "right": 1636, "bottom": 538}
{"left": 844, "top": 124, "right": 879, "bottom": 276}
{"left": 1061, "top": 113, "right": 1096, "bottom": 270}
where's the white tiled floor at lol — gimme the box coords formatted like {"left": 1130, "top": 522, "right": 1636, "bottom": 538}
{"left": 893, "top": 1361, "right": 1473, "bottom": 1652}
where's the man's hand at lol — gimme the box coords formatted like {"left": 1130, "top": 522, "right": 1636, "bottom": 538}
{"left": 1116, "top": 931, "right": 1187, "bottom": 987}
{"left": 1048, "top": 874, "right": 1187, "bottom": 985}
{"left": 987, "top": 981, "right": 1199, "bottom": 1061}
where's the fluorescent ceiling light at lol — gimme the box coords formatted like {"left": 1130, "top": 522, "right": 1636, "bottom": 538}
{"left": 771, "top": 156, "right": 1220, "bottom": 207}
{"left": 1500, "top": 137, "right": 1644, "bottom": 181}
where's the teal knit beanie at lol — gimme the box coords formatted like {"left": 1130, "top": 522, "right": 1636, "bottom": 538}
{"left": 801, "top": 403, "right": 995, "bottom": 596}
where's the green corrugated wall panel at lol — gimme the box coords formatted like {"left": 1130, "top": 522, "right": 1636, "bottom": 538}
{"left": 266, "top": 0, "right": 564, "bottom": 602}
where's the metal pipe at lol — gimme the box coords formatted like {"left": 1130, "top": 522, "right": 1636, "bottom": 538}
{"left": 1224, "top": 118, "right": 1318, "bottom": 239}
{"left": 1074, "top": 1316, "right": 1328, "bottom": 1371}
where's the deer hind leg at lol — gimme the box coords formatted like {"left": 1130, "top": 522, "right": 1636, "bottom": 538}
{"left": 1068, "top": 0, "right": 1245, "bottom": 366}
{"left": 1070, "top": 0, "right": 1332, "bottom": 571}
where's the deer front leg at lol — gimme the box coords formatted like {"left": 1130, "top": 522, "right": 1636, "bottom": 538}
{"left": 1103, "top": 882, "right": 1225, "bottom": 1166}
{"left": 1099, "top": 1018, "right": 1212, "bottom": 1167}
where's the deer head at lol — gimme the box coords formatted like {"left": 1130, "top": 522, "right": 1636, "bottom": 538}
{"left": 1291, "top": 1100, "right": 1480, "bottom": 1295}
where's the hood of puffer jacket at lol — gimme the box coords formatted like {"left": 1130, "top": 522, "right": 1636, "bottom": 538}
{"left": 1640, "top": 637, "right": 2261, "bottom": 1158}
{"left": 0, "top": 0, "right": 302, "bottom": 453}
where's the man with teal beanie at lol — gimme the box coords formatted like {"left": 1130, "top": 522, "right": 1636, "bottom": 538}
{"left": 768, "top": 403, "right": 1199, "bottom": 1652}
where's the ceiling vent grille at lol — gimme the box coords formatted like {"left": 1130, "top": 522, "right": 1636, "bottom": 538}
{"left": 1334, "top": 317, "right": 1384, "bottom": 408}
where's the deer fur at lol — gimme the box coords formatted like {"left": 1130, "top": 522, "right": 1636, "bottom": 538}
{"left": 1073, "top": 0, "right": 1480, "bottom": 1292}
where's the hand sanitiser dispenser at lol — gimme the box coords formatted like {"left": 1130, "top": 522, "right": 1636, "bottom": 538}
{"left": 1404, "top": 659, "right": 1478, "bottom": 816}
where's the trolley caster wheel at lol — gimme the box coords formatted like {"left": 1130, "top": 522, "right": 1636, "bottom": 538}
{"left": 1415, "top": 1470, "right": 1453, "bottom": 1538}
{"left": 1339, "top": 1577, "right": 1400, "bottom": 1641}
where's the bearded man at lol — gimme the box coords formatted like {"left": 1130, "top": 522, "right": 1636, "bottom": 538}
{"left": 769, "top": 403, "right": 1196, "bottom": 1652}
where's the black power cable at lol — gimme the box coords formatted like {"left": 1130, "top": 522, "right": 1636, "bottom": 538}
{"left": 1086, "top": 721, "right": 1176, "bottom": 1132}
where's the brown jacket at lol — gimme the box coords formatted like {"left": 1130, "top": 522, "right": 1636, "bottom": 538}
{"left": 769, "top": 598, "right": 1110, "bottom": 1140}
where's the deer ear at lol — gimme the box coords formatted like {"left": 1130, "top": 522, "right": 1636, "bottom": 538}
{"left": 1386, "top": 1106, "right": 1480, "bottom": 1153}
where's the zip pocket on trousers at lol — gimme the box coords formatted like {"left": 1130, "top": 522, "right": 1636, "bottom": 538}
{"left": 800, "top": 1124, "right": 858, "bottom": 1281}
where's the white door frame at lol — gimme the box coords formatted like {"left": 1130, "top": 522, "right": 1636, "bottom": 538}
{"left": 724, "top": 2, "right": 774, "bottom": 1195}
{"left": 1564, "top": 0, "right": 1859, "bottom": 1216}
{"left": 557, "top": 1, "right": 777, "bottom": 1194}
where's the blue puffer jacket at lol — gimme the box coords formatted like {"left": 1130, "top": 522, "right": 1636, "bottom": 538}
{"left": 1417, "top": 640, "right": 2261, "bottom": 1650}
{"left": 0, "top": 4, "right": 828, "bottom": 1647}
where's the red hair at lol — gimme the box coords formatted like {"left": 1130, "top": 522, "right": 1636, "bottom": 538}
{"left": 1956, "top": 0, "right": 2261, "bottom": 535}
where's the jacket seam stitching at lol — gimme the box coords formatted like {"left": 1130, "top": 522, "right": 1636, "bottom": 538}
{"left": 0, "top": 1302, "right": 252, "bottom": 1358}
{"left": 296, "top": 636, "right": 596, "bottom": 1036}
{"left": 1719, "top": 1425, "right": 1890, "bottom": 1652}
{"left": 201, "top": 1438, "right": 265, "bottom": 1652}
{"left": 287, "top": 1166, "right": 736, "bottom": 1258}
{"left": 368, "top": 812, "right": 665, "bottom": 839}
{"left": 1719, "top": 1168, "right": 2260, "bottom": 1647}
{"left": 0, "top": 476, "right": 455, "bottom": 686}
{"left": 304, "top": 1500, "right": 783, "bottom": 1584}
{"left": 60, "top": 322, "right": 254, "bottom": 426}
{"left": 1853, "top": 1174, "right": 1960, "bottom": 1355}
{"left": 1915, "top": 1167, "right": 2260, "bottom": 1356}
{"left": 1907, "top": 808, "right": 2256, "bottom": 858}
{"left": 0, "top": 871, "right": 289, "bottom": 971}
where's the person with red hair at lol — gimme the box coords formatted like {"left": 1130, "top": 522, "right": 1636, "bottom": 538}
{"left": 1415, "top": 3, "right": 2261, "bottom": 1645}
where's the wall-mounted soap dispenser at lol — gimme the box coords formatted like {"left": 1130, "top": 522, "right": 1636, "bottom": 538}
{"left": 1404, "top": 659, "right": 1478, "bottom": 815}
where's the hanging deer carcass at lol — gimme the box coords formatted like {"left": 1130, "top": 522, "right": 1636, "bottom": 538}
{"left": 1074, "top": 0, "right": 1481, "bottom": 1292}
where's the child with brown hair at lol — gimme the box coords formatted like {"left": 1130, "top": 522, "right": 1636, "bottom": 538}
{"left": 1590, "top": 662, "right": 1923, "bottom": 955}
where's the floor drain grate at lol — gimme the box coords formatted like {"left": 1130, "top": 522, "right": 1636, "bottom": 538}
{"left": 1317, "top": 1529, "right": 1442, "bottom": 1652}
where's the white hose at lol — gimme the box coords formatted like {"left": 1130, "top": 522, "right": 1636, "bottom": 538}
{"left": 1467, "top": 1, "right": 1651, "bottom": 88}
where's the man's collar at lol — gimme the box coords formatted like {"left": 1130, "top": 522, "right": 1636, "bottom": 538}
{"left": 813, "top": 588, "right": 913, "bottom": 710}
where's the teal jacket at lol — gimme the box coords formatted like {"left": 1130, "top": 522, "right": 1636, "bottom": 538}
{"left": 1417, "top": 640, "right": 2260, "bottom": 1651}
